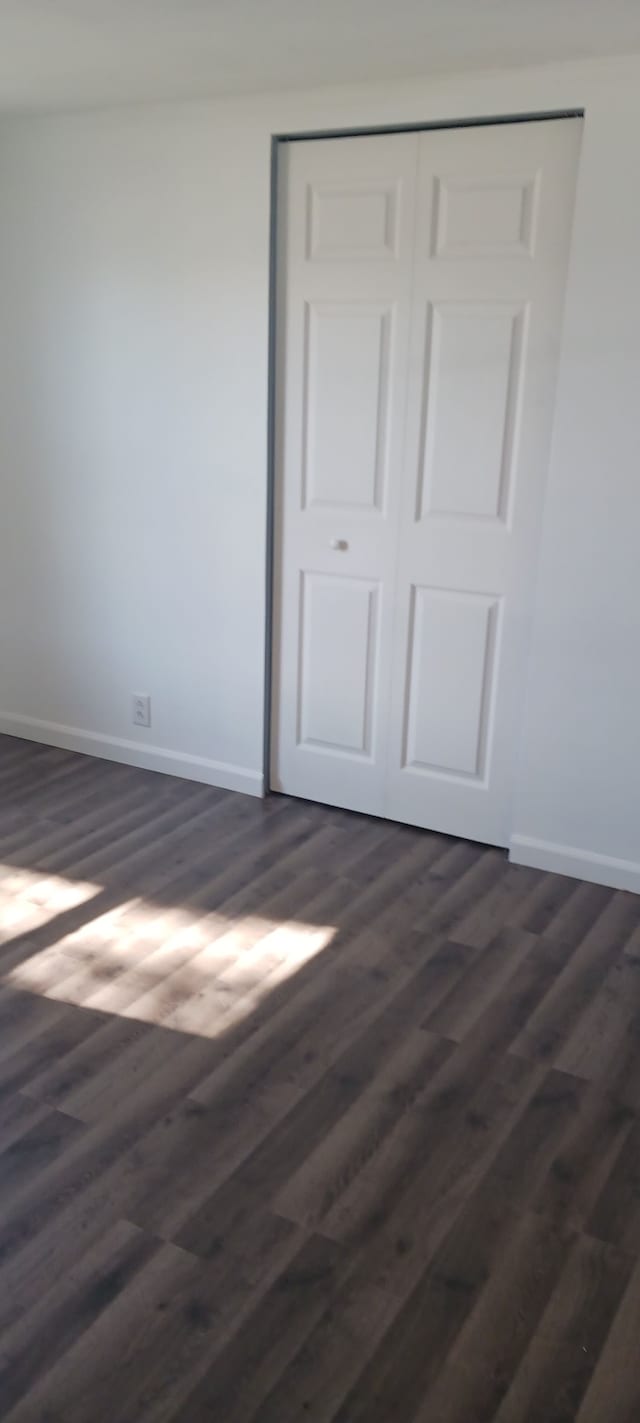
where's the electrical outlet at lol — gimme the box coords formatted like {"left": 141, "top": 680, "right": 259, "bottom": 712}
{"left": 132, "top": 693, "right": 151, "bottom": 728}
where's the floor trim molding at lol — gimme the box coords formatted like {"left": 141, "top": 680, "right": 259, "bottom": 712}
{"left": 0, "top": 712, "right": 264, "bottom": 798}
{"left": 509, "top": 833, "right": 640, "bottom": 894}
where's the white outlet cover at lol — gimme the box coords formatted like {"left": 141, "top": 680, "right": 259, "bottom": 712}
{"left": 132, "top": 693, "right": 151, "bottom": 728}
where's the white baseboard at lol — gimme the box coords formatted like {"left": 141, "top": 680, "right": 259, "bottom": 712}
{"left": 509, "top": 833, "right": 640, "bottom": 894}
{"left": 0, "top": 712, "right": 264, "bottom": 799}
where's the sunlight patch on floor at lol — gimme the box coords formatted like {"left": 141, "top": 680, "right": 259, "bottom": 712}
{"left": 0, "top": 866, "right": 338, "bottom": 1037}
{"left": 0, "top": 864, "right": 103, "bottom": 939}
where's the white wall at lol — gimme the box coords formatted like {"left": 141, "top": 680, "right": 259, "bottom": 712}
{"left": 0, "top": 105, "right": 271, "bottom": 794}
{"left": 509, "top": 71, "right": 640, "bottom": 891}
{"left": 0, "top": 56, "right": 638, "bottom": 886}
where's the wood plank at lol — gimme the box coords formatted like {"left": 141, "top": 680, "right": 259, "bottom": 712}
{"left": 328, "top": 1183, "right": 529, "bottom": 1423}
{"left": 555, "top": 953, "right": 640, "bottom": 1082}
{"left": 248, "top": 1268, "right": 399, "bottom": 1423}
{"left": 322, "top": 1049, "right": 542, "bottom": 1300}
{"left": 587, "top": 1118, "right": 640, "bottom": 1255}
{"left": 273, "top": 1028, "right": 451, "bottom": 1231}
{"left": 494, "top": 1233, "right": 634, "bottom": 1423}
{"left": 412, "top": 1209, "right": 573, "bottom": 1423}
{"left": 452, "top": 863, "right": 542, "bottom": 949}
{"left": 4, "top": 1239, "right": 199, "bottom": 1423}
{"left": 0, "top": 1220, "right": 160, "bottom": 1417}
{"left": 0, "top": 1105, "right": 86, "bottom": 1215}
{"left": 164, "top": 1234, "right": 349, "bottom": 1423}
{"left": 530, "top": 1086, "right": 635, "bottom": 1233}
{"left": 512, "top": 893, "right": 640, "bottom": 1065}
{"left": 424, "top": 925, "right": 537, "bottom": 1040}
{"left": 575, "top": 1254, "right": 640, "bottom": 1423}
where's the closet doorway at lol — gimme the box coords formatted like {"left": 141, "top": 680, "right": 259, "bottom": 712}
{"left": 270, "top": 117, "right": 581, "bottom": 846}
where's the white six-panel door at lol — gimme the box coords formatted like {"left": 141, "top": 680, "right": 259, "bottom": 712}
{"left": 271, "top": 119, "right": 581, "bottom": 844}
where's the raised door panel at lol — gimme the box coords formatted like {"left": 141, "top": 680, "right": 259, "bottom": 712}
{"left": 303, "top": 301, "right": 392, "bottom": 513}
{"left": 417, "top": 302, "right": 526, "bottom": 523}
{"left": 433, "top": 174, "right": 540, "bottom": 259}
{"left": 307, "top": 180, "right": 400, "bottom": 261}
{"left": 404, "top": 587, "right": 499, "bottom": 779}
{"left": 299, "top": 573, "right": 379, "bottom": 757}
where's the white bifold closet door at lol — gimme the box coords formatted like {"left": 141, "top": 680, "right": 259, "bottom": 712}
{"left": 271, "top": 118, "right": 581, "bottom": 846}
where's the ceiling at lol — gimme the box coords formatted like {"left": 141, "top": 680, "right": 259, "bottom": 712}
{"left": 0, "top": 0, "right": 638, "bottom": 114}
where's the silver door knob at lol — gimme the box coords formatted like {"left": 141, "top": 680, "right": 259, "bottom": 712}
{"left": 329, "top": 538, "right": 349, "bottom": 551}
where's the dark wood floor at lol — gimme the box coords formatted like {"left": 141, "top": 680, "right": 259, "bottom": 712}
{"left": 0, "top": 735, "right": 639, "bottom": 1421}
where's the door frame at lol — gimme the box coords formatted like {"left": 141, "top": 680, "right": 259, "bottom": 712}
{"left": 263, "top": 107, "right": 584, "bottom": 797}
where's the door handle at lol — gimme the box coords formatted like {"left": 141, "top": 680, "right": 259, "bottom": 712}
{"left": 329, "top": 538, "right": 349, "bottom": 551}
